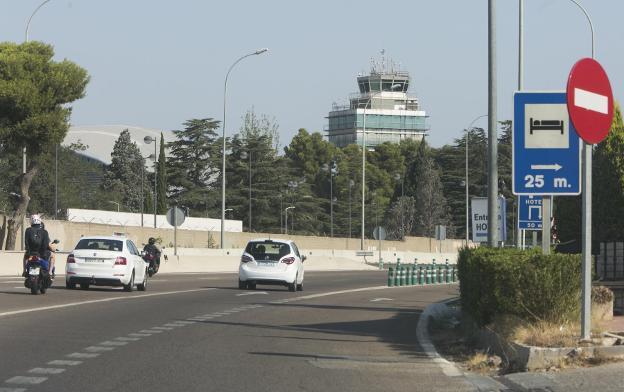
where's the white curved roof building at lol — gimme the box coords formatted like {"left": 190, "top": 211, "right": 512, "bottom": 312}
{"left": 64, "top": 125, "right": 176, "bottom": 165}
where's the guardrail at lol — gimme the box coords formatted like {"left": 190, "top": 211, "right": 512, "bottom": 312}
{"left": 386, "top": 258, "right": 457, "bottom": 287}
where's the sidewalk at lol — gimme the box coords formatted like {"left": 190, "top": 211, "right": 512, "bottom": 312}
{"left": 606, "top": 315, "right": 624, "bottom": 332}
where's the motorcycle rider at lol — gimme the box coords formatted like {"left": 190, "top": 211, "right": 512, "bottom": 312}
{"left": 23, "top": 214, "right": 53, "bottom": 280}
{"left": 143, "top": 237, "right": 161, "bottom": 271}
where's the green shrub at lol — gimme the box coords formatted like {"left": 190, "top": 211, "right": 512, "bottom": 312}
{"left": 457, "top": 247, "right": 581, "bottom": 326}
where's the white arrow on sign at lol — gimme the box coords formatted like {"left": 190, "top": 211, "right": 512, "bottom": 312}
{"left": 236, "top": 292, "right": 268, "bottom": 296}
{"left": 575, "top": 88, "right": 608, "bottom": 114}
{"left": 530, "top": 164, "right": 562, "bottom": 171}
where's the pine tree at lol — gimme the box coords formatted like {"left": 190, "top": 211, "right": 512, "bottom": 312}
{"left": 102, "top": 129, "right": 144, "bottom": 212}
{"left": 157, "top": 133, "right": 167, "bottom": 214}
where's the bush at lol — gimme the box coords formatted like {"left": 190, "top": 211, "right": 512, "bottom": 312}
{"left": 457, "top": 247, "right": 581, "bottom": 326}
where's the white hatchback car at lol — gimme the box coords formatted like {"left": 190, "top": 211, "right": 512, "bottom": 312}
{"left": 65, "top": 235, "right": 148, "bottom": 291}
{"left": 238, "top": 239, "right": 305, "bottom": 292}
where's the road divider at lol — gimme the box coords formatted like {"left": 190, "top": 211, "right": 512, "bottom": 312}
{"left": 387, "top": 258, "right": 458, "bottom": 288}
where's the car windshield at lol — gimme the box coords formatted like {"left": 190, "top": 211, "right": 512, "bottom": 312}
{"left": 245, "top": 241, "right": 290, "bottom": 260}
{"left": 75, "top": 239, "right": 123, "bottom": 252}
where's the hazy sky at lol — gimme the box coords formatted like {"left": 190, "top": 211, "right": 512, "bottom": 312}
{"left": 2, "top": 0, "right": 623, "bottom": 148}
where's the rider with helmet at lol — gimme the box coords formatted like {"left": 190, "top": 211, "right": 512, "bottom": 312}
{"left": 23, "top": 214, "right": 54, "bottom": 278}
{"left": 143, "top": 237, "right": 161, "bottom": 272}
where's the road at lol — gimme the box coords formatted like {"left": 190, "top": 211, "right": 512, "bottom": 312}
{"left": 0, "top": 271, "right": 473, "bottom": 392}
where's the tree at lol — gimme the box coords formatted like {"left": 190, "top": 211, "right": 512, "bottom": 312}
{"left": 157, "top": 132, "right": 167, "bottom": 214}
{"left": 385, "top": 196, "right": 416, "bottom": 240}
{"left": 0, "top": 42, "right": 89, "bottom": 249}
{"left": 102, "top": 130, "right": 145, "bottom": 212}
{"left": 412, "top": 140, "right": 450, "bottom": 237}
{"left": 166, "top": 118, "right": 222, "bottom": 217}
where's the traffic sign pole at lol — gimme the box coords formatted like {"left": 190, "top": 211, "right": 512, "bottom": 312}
{"left": 581, "top": 144, "right": 592, "bottom": 340}
{"left": 541, "top": 197, "right": 551, "bottom": 254}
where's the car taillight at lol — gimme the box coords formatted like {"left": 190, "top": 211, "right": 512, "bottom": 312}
{"left": 241, "top": 254, "right": 253, "bottom": 263}
{"left": 67, "top": 254, "right": 75, "bottom": 263}
{"left": 114, "top": 257, "right": 127, "bottom": 265}
{"left": 281, "top": 257, "right": 295, "bottom": 265}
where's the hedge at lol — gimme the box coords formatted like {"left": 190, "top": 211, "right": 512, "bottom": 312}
{"left": 457, "top": 247, "right": 581, "bottom": 326}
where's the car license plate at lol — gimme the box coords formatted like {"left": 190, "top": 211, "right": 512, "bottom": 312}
{"left": 29, "top": 267, "right": 40, "bottom": 275}
{"left": 258, "top": 261, "right": 275, "bottom": 267}
{"left": 86, "top": 258, "right": 105, "bottom": 263}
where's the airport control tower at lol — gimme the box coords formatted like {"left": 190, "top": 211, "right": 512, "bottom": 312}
{"left": 326, "top": 55, "right": 428, "bottom": 148}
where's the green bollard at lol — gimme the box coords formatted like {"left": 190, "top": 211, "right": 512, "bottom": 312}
{"left": 411, "top": 265, "right": 417, "bottom": 286}
{"left": 405, "top": 265, "right": 411, "bottom": 285}
{"left": 401, "top": 266, "right": 407, "bottom": 286}
{"left": 426, "top": 265, "right": 432, "bottom": 285}
{"left": 419, "top": 265, "right": 425, "bottom": 285}
{"left": 445, "top": 260, "right": 450, "bottom": 284}
{"left": 388, "top": 266, "right": 394, "bottom": 287}
{"left": 379, "top": 258, "right": 384, "bottom": 270}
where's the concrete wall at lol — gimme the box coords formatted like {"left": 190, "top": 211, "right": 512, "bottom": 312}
{"left": 37, "top": 220, "right": 465, "bottom": 253}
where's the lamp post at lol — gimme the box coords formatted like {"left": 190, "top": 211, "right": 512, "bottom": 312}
{"left": 108, "top": 200, "right": 120, "bottom": 212}
{"left": 361, "top": 83, "right": 401, "bottom": 250}
{"left": 465, "top": 114, "right": 488, "bottom": 245}
{"left": 144, "top": 136, "right": 158, "bottom": 228}
{"left": 323, "top": 161, "right": 338, "bottom": 238}
{"left": 23, "top": 0, "right": 52, "bottom": 250}
{"left": 348, "top": 179, "right": 354, "bottom": 239}
{"left": 394, "top": 173, "right": 405, "bottom": 240}
{"left": 285, "top": 206, "right": 295, "bottom": 235}
{"left": 221, "top": 48, "right": 269, "bottom": 249}
{"left": 240, "top": 150, "right": 253, "bottom": 232}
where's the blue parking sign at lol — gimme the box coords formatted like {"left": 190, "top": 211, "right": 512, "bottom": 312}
{"left": 513, "top": 92, "right": 581, "bottom": 195}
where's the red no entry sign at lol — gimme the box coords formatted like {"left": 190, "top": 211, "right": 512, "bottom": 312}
{"left": 566, "top": 58, "right": 614, "bottom": 144}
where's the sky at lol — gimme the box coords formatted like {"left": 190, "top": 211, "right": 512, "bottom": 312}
{"left": 1, "top": 0, "right": 623, "bottom": 148}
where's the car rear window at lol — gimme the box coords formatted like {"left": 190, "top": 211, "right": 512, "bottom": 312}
{"left": 75, "top": 239, "right": 124, "bottom": 252}
{"left": 245, "top": 241, "right": 290, "bottom": 260}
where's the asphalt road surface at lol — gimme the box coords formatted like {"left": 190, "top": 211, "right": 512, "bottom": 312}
{"left": 0, "top": 271, "right": 471, "bottom": 392}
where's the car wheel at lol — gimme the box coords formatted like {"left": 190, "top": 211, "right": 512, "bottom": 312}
{"left": 124, "top": 272, "right": 135, "bottom": 292}
{"left": 296, "top": 282, "right": 303, "bottom": 291}
{"left": 247, "top": 282, "right": 257, "bottom": 290}
{"left": 288, "top": 276, "right": 297, "bottom": 292}
{"left": 80, "top": 283, "right": 90, "bottom": 290}
{"left": 137, "top": 269, "right": 148, "bottom": 291}
{"left": 66, "top": 281, "right": 76, "bottom": 290}
{"left": 238, "top": 280, "right": 247, "bottom": 290}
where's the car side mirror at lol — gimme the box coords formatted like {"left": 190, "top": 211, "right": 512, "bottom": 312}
{"left": 52, "top": 239, "right": 60, "bottom": 244}
{"left": 301, "top": 255, "right": 307, "bottom": 262}
{"left": 140, "top": 250, "right": 146, "bottom": 257}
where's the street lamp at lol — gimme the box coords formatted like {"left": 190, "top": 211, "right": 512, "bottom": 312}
{"left": 464, "top": 114, "right": 488, "bottom": 246}
{"left": 240, "top": 149, "right": 253, "bottom": 232}
{"left": 284, "top": 206, "right": 295, "bottom": 235}
{"left": 348, "top": 179, "right": 354, "bottom": 239}
{"left": 108, "top": 200, "right": 120, "bottom": 212}
{"left": 221, "top": 48, "right": 269, "bottom": 249}
{"left": 144, "top": 136, "right": 158, "bottom": 228}
{"left": 361, "top": 83, "right": 401, "bottom": 250}
{"left": 394, "top": 173, "right": 405, "bottom": 240}
{"left": 322, "top": 161, "right": 338, "bottom": 238}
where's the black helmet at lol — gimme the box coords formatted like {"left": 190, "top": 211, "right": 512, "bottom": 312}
{"left": 148, "top": 237, "right": 156, "bottom": 245}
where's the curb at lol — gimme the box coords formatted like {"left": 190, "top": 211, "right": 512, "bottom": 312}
{"left": 416, "top": 300, "right": 509, "bottom": 391}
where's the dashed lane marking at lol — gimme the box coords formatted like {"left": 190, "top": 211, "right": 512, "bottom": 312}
{"left": 47, "top": 360, "right": 82, "bottom": 366}
{"left": 153, "top": 326, "right": 173, "bottom": 330}
{"left": 0, "top": 288, "right": 217, "bottom": 318}
{"left": 129, "top": 333, "right": 152, "bottom": 337}
{"left": 140, "top": 329, "right": 163, "bottom": 333}
{"left": 5, "top": 376, "right": 47, "bottom": 385}
{"left": 67, "top": 353, "right": 99, "bottom": 359}
{"left": 0, "top": 387, "right": 27, "bottom": 392}
{"left": 114, "top": 337, "right": 141, "bottom": 342}
{"left": 84, "top": 346, "right": 115, "bottom": 352}
{"left": 28, "top": 368, "right": 65, "bottom": 375}
{"left": 99, "top": 341, "right": 128, "bottom": 346}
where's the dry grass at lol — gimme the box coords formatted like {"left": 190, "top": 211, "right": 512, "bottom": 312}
{"left": 466, "top": 352, "right": 491, "bottom": 372}
{"left": 487, "top": 314, "right": 610, "bottom": 348}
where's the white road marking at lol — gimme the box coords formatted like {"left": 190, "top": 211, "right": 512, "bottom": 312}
{"left": 114, "top": 337, "right": 141, "bottom": 341}
{"left": 163, "top": 323, "right": 183, "bottom": 327}
{"left": 173, "top": 320, "right": 196, "bottom": 325}
{"left": 153, "top": 326, "right": 173, "bottom": 330}
{"left": 0, "top": 387, "right": 27, "bottom": 392}
{"left": 99, "top": 341, "right": 128, "bottom": 346}
{"left": 84, "top": 346, "right": 115, "bottom": 352}
{"left": 370, "top": 298, "right": 393, "bottom": 302}
{"left": 140, "top": 329, "right": 163, "bottom": 333}
{"left": 67, "top": 352, "right": 99, "bottom": 359}
{"left": 0, "top": 280, "right": 23, "bottom": 284}
{"left": 575, "top": 87, "right": 609, "bottom": 114}
{"left": 28, "top": 368, "right": 65, "bottom": 375}
{"left": 5, "top": 376, "right": 47, "bottom": 385}
{"left": 129, "top": 333, "right": 152, "bottom": 337}
{"left": 416, "top": 304, "right": 464, "bottom": 377}
{"left": 48, "top": 360, "right": 82, "bottom": 366}
{"left": 236, "top": 292, "right": 268, "bottom": 296}
{"left": 0, "top": 288, "right": 216, "bottom": 318}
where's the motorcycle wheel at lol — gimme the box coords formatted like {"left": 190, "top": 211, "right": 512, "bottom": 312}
{"left": 30, "top": 277, "right": 39, "bottom": 295}
{"left": 148, "top": 268, "right": 154, "bottom": 278}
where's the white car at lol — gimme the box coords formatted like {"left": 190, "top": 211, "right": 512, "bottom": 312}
{"left": 65, "top": 235, "right": 148, "bottom": 291}
{"left": 238, "top": 239, "right": 305, "bottom": 292}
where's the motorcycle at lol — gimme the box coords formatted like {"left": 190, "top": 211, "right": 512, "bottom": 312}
{"left": 24, "top": 256, "right": 51, "bottom": 295}
{"left": 143, "top": 252, "right": 160, "bottom": 277}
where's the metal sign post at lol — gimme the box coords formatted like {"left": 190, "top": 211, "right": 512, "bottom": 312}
{"left": 166, "top": 206, "right": 186, "bottom": 256}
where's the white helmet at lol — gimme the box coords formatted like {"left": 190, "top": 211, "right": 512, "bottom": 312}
{"left": 30, "top": 214, "right": 42, "bottom": 226}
